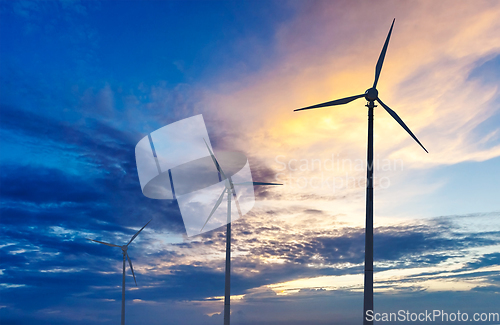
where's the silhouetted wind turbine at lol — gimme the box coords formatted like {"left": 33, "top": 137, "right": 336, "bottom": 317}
{"left": 294, "top": 19, "right": 427, "bottom": 325}
{"left": 201, "top": 139, "right": 281, "bottom": 325}
{"left": 87, "top": 219, "right": 151, "bottom": 325}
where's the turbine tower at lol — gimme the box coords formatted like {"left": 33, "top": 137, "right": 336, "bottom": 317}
{"left": 87, "top": 219, "right": 152, "bottom": 325}
{"left": 294, "top": 19, "right": 427, "bottom": 325}
{"left": 201, "top": 139, "right": 281, "bottom": 325}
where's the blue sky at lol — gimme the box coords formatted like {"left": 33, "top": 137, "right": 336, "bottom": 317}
{"left": 1, "top": 1, "right": 499, "bottom": 324}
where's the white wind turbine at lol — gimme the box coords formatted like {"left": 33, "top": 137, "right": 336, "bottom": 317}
{"left": 87, "top": 219, "right": 151, "bottom": 325}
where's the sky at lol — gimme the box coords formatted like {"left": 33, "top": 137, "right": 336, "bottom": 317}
{"left": 0, "top": 0, "right": 499, "bottom": 324}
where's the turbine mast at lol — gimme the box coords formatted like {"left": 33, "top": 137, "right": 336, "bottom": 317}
{"left": 122, "top": 252, "right": 126, "bottom": 325}
{"left": 363, "top": 101, "right": 375, "bottom": 325}
{"left": 224, "top": 188, "right": 232, "bottom": 325}
{"left": 200, "top": 139, "right": 281, "bottom": 325}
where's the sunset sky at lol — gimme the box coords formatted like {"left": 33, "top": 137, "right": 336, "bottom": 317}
{"left": 1, "top": 1, "right": 499, "bottom": 324}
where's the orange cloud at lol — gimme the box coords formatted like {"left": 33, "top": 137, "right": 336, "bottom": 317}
{"left": 196, "top": 0, "right": 500, "bottom": 172}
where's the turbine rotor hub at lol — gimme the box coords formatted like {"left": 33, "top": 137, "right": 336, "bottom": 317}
{"left": 365, "top": 88, "right": 378, "bottom": 101}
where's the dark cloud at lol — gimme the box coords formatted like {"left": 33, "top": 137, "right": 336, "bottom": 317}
{"left": 466, "top": 252, "right": 500, "bottom": 269}
{"left": 2, "top": 136, "right": 498, "bottom": 324}
{"left": 0, "top": 103, "right": 187, "bottom": 232}
{"left": 1, "top": 164, "right": 102, "bottom": 204}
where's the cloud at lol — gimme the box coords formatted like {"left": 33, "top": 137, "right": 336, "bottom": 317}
{"left": 1, "top": 1, "right": 500, "bottom": 324}
{"left": 191, "top": 0, "right": 500, "bottom": 172}
{"left": 2, "top": 178, "right": 499, "bottom": 323}
{"left": 0, "top": 164, "right": 102, "bottom": 204}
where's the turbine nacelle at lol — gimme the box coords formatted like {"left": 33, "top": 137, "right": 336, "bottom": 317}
{"left": 364, "top": 88, "right": 378, "bottom": 101}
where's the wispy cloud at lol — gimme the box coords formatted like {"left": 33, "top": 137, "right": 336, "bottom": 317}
{"left": 1, "top": 1, "right": 499, "bottom": 324}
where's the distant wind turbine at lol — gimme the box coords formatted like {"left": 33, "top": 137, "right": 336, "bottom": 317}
{"left": 87, "top": 219, "right": 152, "bottom": 325}
{"left": 294, "top": 19, "right": 427, "bottom": 325}
{"left": 201, "top": 139, "right": 281, "bottom": 325}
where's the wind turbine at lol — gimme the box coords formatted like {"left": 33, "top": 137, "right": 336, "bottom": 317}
{"left": 294, "top": 19, "right": 427, "bottom": 325}
{"left": 87, "top": 219, "right": 152, "bottom": 325}
{"left": 200, "top": 139, "right": 281, "bottom": 325}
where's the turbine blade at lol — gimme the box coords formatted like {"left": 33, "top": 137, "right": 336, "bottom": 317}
{"left": 251, "top": 182, "right": 282, "bottom": 186}
{"left": 203, "top": 138, "right": 227, "bottom": 180}
{"left": 201, "top": 188, "right": 227, "bottom": 232}
{"left": 234, "top": 181, "right": 283, "bottom": 186}
{"left": 86, "top": 238, "right": 120, "bottom": 248}
{"left": 376, "top": 98, "right": 428, "bottom": 153}
{"left": 126, "top": 253, "right": 137, "bottom": 286}
{"left": 294, "top": 94, "right": 365, "bottom": 112}
{"left": 373, "top": 18, "right": 395, "bottom": 88}
{"left": 231, "top": 187, "right": 243, "bottom": 220}
{"left": 127, "top": 219, "right": 152, "bottom": 246}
